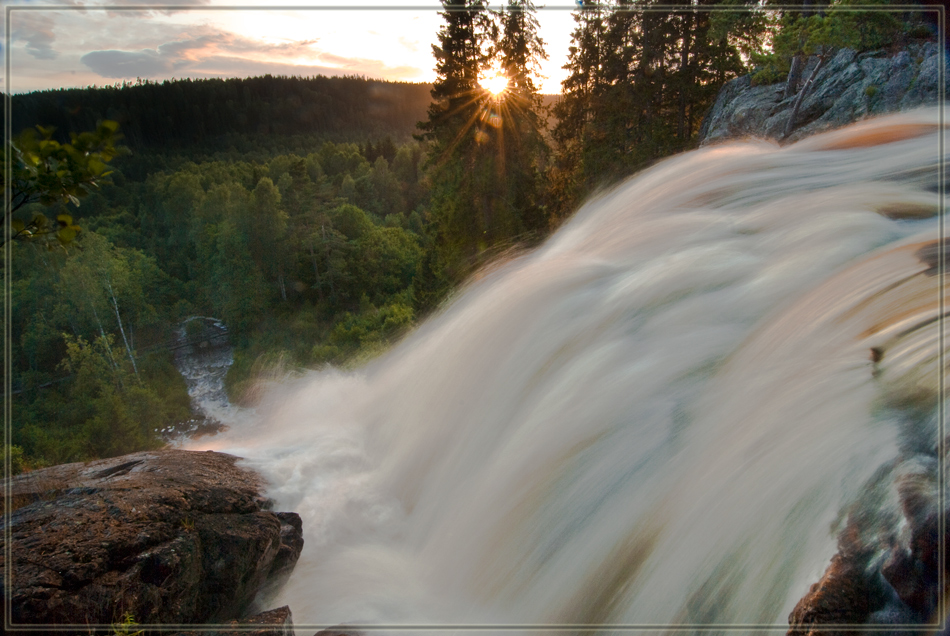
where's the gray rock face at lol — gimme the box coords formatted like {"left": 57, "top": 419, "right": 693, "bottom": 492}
{"left": 0, "top": 450, "right": 303, "bottom": 632}
{"left": 700, "top": 42, "right": 944, "bottom": 145}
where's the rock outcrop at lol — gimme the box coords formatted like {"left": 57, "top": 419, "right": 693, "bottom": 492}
{"left": 788, "top": 450, "right": 945, "bottom": 634}
{"left": 1, "top": 449, "right": 302, "bottom": 632}
{"left": 700, "top": 42, "right": 944, "bottom": 145}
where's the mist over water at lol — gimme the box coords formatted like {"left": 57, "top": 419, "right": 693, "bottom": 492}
{"left": 191, "top": 109, "right": 947, "bottom": 632}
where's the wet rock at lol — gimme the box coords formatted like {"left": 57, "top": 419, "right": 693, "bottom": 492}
{"left": 0, "top": 450, "right": 303, "bottom": 630}
{"left": 788, "top": 449, "right": 945, "bottom": 635}
{"left": 701, "top": 42, "right": 945, "bottom": 145}
{"left": 787, "top": 526, "right": 880, "bottom": 636}
{"left": 254, "top": 511, "right": 306, "bottom": 605}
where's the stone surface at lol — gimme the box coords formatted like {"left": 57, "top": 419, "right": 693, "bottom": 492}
{"left": 787, "top": 450, "right": 945, "bottom": 635}
{"left": 0, "top": 449, "right": 303, "bottom": 631}
{"left": 700, "top": 42, "right": 944, "bottom": 146}
{"left": 172, "top": 605, "right": 296, "bottom": 636}
{"left": 313, "top": 627, "right": 366, "bottom": 636}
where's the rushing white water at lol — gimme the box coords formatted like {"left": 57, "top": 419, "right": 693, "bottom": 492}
{"left": 169, "top": 316, "right": 252, "bottom": 442}
{"left": 197, "top": 109, "right": 947, "bottom": 633}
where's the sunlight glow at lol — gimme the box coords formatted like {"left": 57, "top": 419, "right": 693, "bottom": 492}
{"left": 479, "top": 66, "right": 509, "bottom": 97}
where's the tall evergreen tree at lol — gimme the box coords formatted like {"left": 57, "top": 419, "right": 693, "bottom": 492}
{"left": 417, "top": 0, "right": 500, "bottom": 287}
{"left": 552, "top": 0, "right": 766, "bottom": 218}
{"left": 496, "top": 0, "right": 551, "bottom": 235}
{"left": 551, "top": 2, "right": 610, "bottom": 217}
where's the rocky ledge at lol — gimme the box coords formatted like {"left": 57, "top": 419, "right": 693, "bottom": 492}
{"left": 700, "top": 41, "right": 943, "bottom": 145}
{"left": 0, "top": 449, "right": 302, "bottom": 633}
{"left": 788, "top": 444, "right": 946, "bottom": 634}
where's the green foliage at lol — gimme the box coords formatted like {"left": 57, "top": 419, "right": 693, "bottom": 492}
{"left": 314, "top": 297, "right": 416, "bottom": 365}
{"left": 67, "top": 137, "right": 432, "bottom": 406}
{"left": 45, "top": 334, "right": 164, "bottom": 460}
{"left": 4, "top": 445, "right": 26, "bottom": 476}
{"left": 5, "top": 121, "right": 125, "bottom": 248}
{"left": 14, "top": 338, "right": 188, "bottom": 467}
{"left": 12, "top": 76, "right": 432, "bottom": 155}
{"left": 112, "top": 611, "right": 144, "bottom": 636}
{"left": 11, "top": 227, "right": 190, "bottom": 468}
{"left": 419, "top": 0, "right": 549, "bottom": 281}
{"left": 752, "top": 0, "right": 906, "bottom": 85}
{"left": 331, "top": 203, "right": 375, "bottom": 241}
{"left": 552, "top": 0, "right": 760, "bottom": 217}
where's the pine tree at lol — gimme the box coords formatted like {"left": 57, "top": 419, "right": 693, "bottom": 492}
{"left": 551, "top": 0, "right": 766, "bottom": 217}
{"left": 417, "top": 0, "right": 502, "bottom": 282}
{"left": 418, "top": 0, "right": 491, "bottom": 158}
{"left": 496, "top": 0, "right": 551, "bottom": 235}
{"left": 551, "top": 2, "right": 610, "bottom": 217}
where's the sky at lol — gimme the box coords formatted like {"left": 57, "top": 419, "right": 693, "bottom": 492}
{"left": 3, "top": 1, "right": 581, "bottom": 94}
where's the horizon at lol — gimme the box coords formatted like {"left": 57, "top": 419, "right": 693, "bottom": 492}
{"left": 6, "top": 72, "right": 566, "bottom": 98}
{"left": 4, "top": 3, "right": 578, "bottom": 96}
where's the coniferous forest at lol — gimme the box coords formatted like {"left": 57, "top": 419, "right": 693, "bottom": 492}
{"left": 6, "top": 0, "right": 937, "bottom": 472}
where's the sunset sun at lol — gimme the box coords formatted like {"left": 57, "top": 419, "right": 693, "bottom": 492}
{"left": 479, "top": 67, "right": 509, "bottom": 97}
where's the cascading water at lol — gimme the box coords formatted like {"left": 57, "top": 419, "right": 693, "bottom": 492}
{"left": 195, "top": 108, "right": 948, "bottom": 632}
{"left": 169, "top": 316, "right": 247, "bottom": 441}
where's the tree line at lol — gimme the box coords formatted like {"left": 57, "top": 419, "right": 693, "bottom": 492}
{"left": 12, "top": 75, "right": 433, "bottom": 153}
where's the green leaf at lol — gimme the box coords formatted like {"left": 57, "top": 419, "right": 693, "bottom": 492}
{"left": 56, "top": 214, "right": 73, "bottom": 226}
{"left": 56, "top": 226, "right": 78, "bottom": 244}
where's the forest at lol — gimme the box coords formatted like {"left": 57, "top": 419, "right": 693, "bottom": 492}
{"left": 6, "top": 0, "right": 937, "bottom": 472}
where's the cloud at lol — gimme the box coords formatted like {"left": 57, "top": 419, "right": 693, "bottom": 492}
{"left": 223, "top": 37, "right": 320, "bottom": 57}
{"left": 99, "top": 0, "right": 213, "bottom": 19}
{"left": 80, "top": 49, "right": 175, "bottom": 78}
{"left": 79, "top": 29, "right": 423, "bottom": 83}
{"left": 79, "top": 33, "right": 234, "bottom": 78}
{"left": 201, "top": 54, "right": 424, "bottom": 81}
{"left": 398, "top": 36, "right": 420, "bottom": 53}
{"left": 317, "top": 51, "right": 423, "bottom": 80}
{"left": 12, "top": 12, "right": 59, "bottom": 60}
{"left": 173, "top": 55, "right": 351, "bottom": 79}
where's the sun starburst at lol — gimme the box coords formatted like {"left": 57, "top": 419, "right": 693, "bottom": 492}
{"left": 479, "top": 65, "right": 509, "bottom": 98}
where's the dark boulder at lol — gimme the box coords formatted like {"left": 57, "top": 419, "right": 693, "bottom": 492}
{"left": 0, "top": 449, "right": 303, "bottom": 632}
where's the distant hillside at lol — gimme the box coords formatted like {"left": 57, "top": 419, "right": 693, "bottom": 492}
{"left": 12, "top": 75, "right": 434, "bottom": 152}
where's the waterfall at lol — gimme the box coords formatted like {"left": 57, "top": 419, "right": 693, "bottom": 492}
{"left": 198, "top": 108, "right": 947, "bottom": 632}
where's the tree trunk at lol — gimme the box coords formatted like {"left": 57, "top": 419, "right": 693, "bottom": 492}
{"left": 784, "top": 0, "right": 816, "bottom": 100}
{"left": 106, "top": 281, "right": 140, "bottom": 383}
{"left": 309, "top": 237, "right": 325, "bottom": 302}
{"left": 278, "top": 266, "right": 287, "bottom": 302}
{"left": 783, "top": 53, "right": 829, "bottom": 139}
{"left": 784, "top": 54, "right": 804, "bottom": 100}
{"left": 678, "top": 11, "right": 692, "bottom": 140}
{"left": 322, "top": 224, "right": 335, "bottom": 297}
{"left": 90, "top": 303, "right": 124, "bottom": 389}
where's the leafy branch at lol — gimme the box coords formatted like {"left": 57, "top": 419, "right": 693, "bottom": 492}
{"left": 3, "top": 120, "right": 126, "bottom": 248}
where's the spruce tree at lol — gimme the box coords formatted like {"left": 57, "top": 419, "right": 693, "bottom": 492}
{"left": 551, "top": 2, "right": 609, "bottom": 217}
{"left": 551, "top": 0, "right": 766, "bottom": 218}
{"left": 496, "top": 0, "right": 550, "bottom": 236}
{"left": 416, "top": 0, "right": 492, "bottom": 293}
